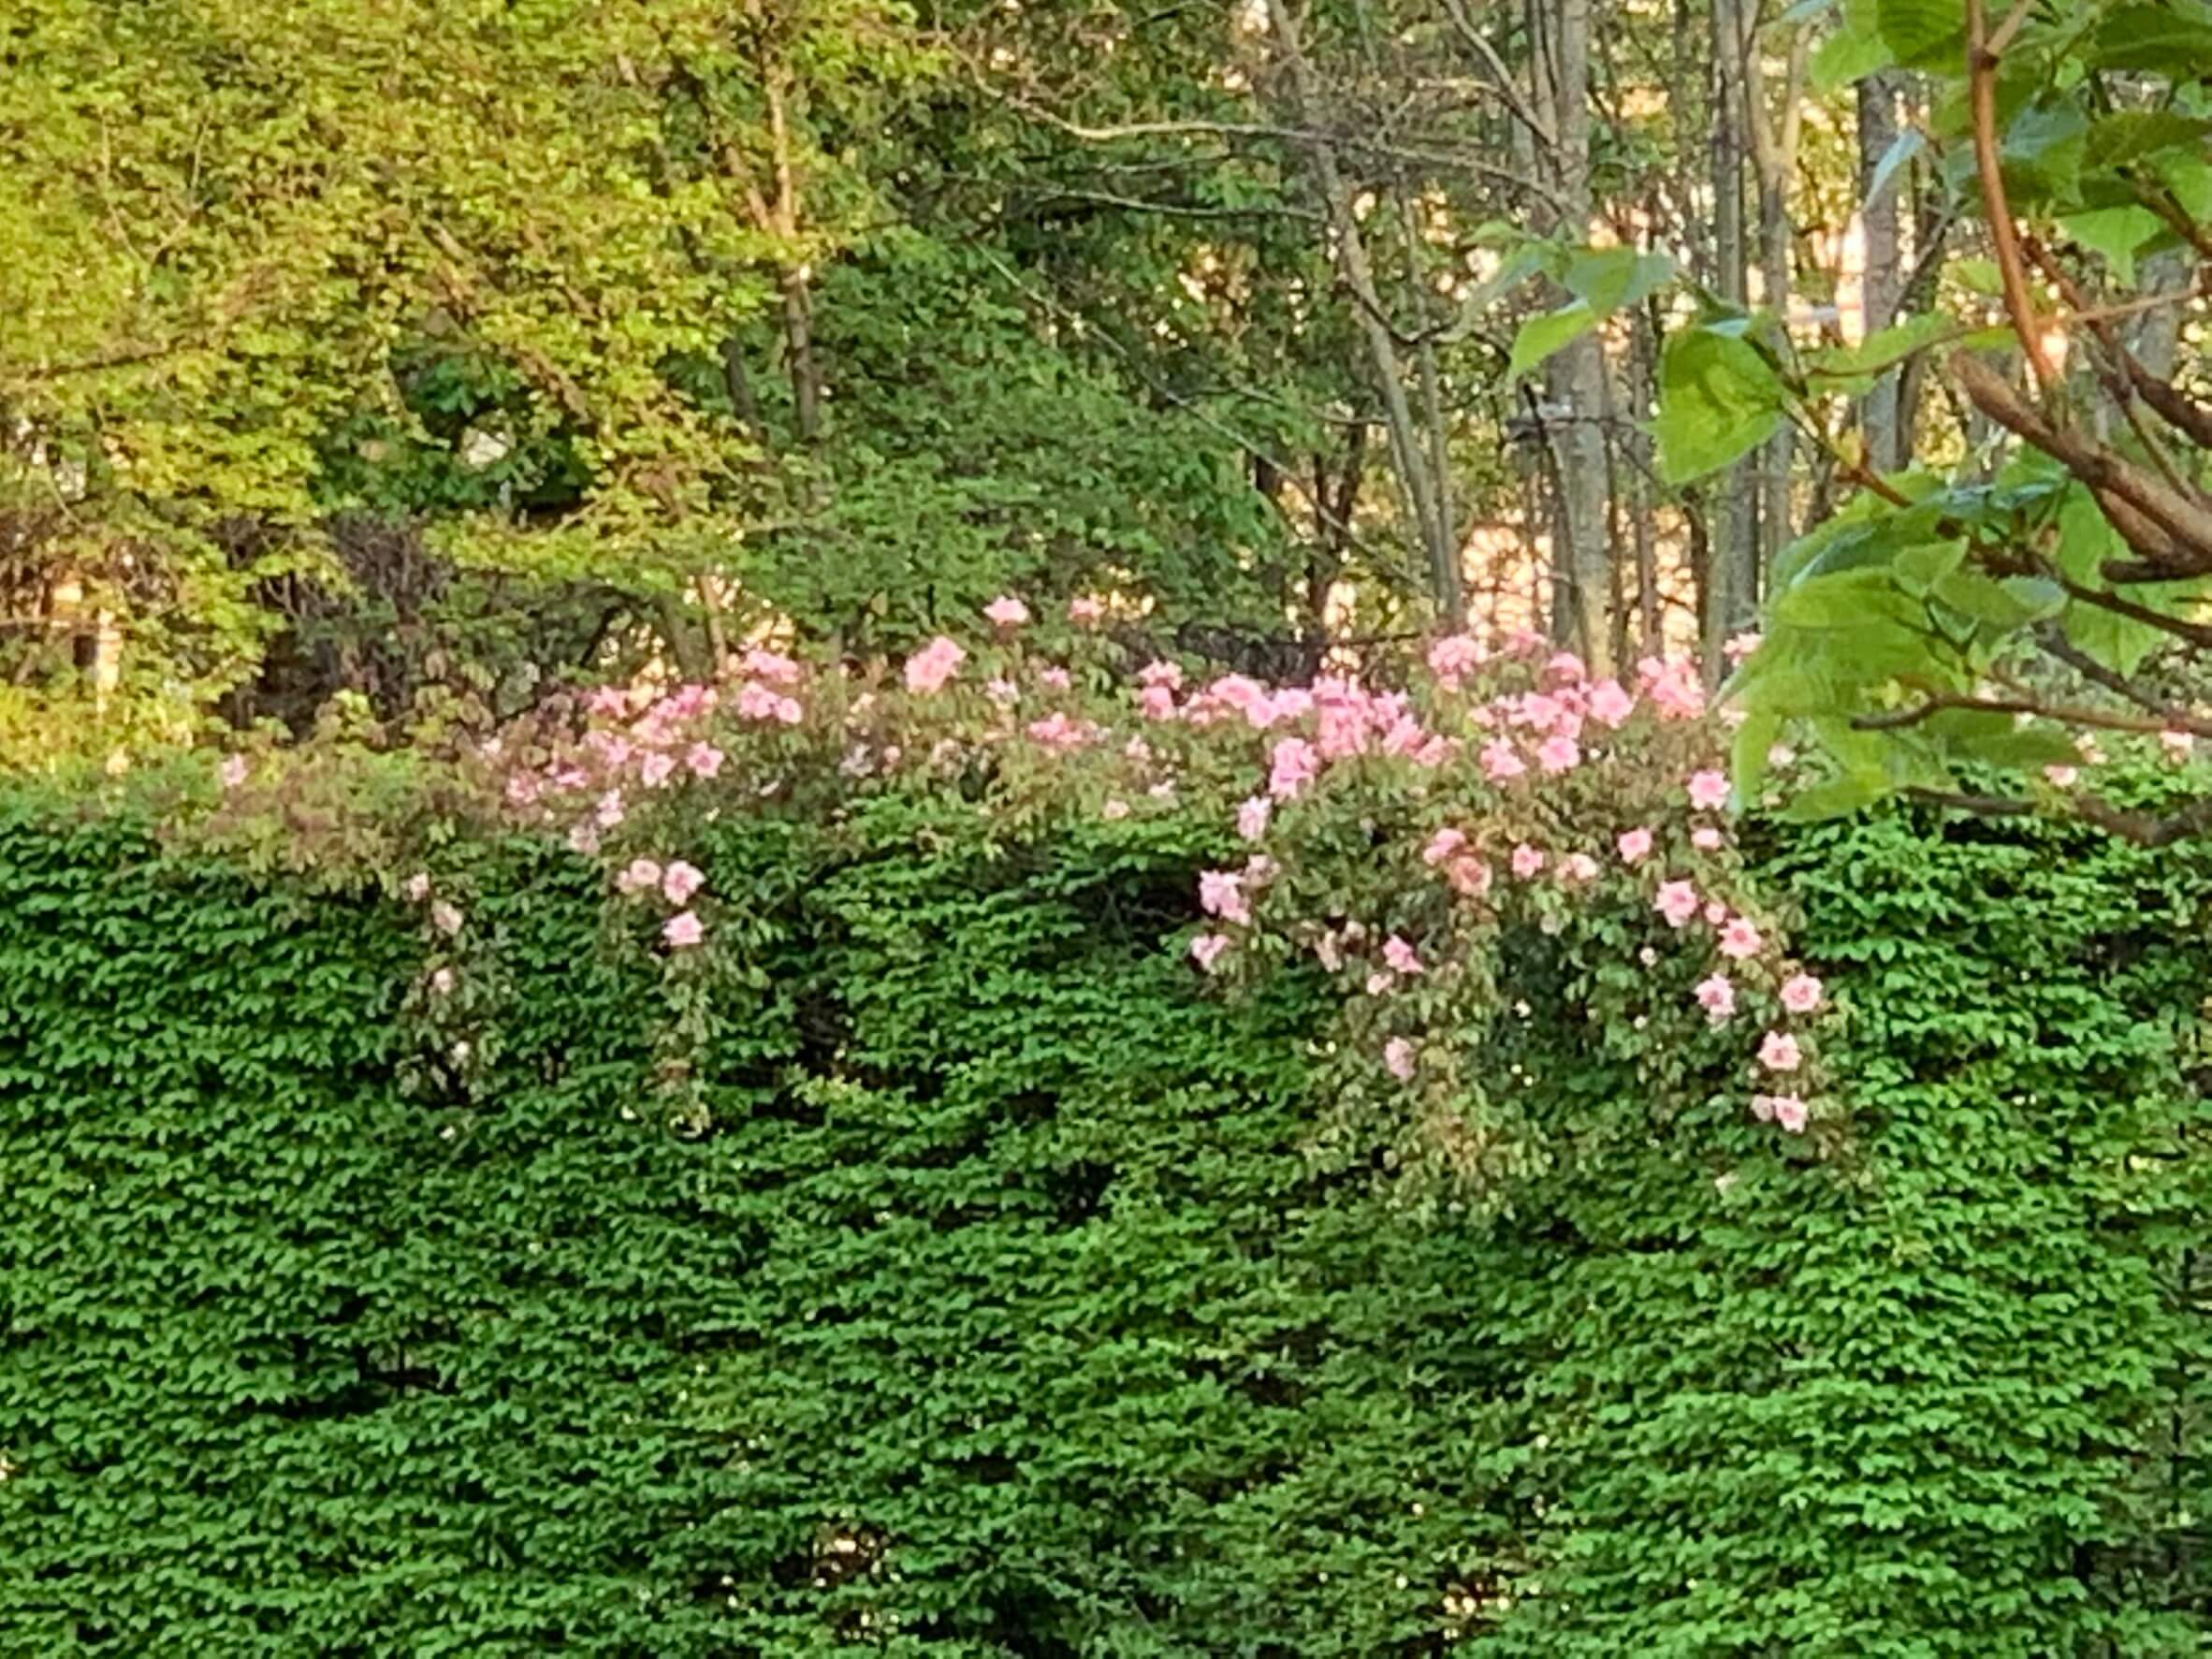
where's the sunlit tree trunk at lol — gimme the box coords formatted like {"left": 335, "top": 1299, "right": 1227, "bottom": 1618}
{"left": 1703, "top": 0, "right": 1756, "bottom": 672}
{"left": 1539, "top": 0, "right": 1612, "bottom": 670}
{"left": 1857, "top": 69, "right": 1905, "bottom": 470}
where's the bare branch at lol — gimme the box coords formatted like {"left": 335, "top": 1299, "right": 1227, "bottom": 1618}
{"left": 1965, "top": 0, "right": 2057, "bottom": 390}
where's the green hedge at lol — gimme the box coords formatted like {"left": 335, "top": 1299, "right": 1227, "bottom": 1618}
{"left": 0, "top": 793, "right": 2205, "bottom": 1653}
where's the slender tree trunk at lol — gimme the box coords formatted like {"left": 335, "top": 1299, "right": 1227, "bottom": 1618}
{"left": 1744, "top": 20, "right": 1807, "bottom": 574}
{"left": 1630, "top": 303, "right": 1663, "bottom": 651}
{"left": 764, "top": 73, "right": 821, "bottom": 444}
{"left": 1857, "top": 70, "right": 1906, "bottom": 470}
{"left": 1264, "top": 0, "right": 1457, "bottom": 625}
{"left": 1540, "top": 0, "right": 1612, "bottom": 670}
{"left": 1704, "top": 0, "right": 1756, "bottom": 675}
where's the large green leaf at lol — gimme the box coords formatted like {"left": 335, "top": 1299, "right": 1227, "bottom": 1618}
{"left": 1877, "top": 0, "right": 1965, "bottom": 71}
{"left": 1564, "top": 248, "right": 1676, "bottom": 313}
{"left": 1812, "top": 0, "right": 1896, "bottom": 89}
{"left": 1805, "top": 312, "right": 1957, "bottom": 388}
{"left": 1654, "top": 325, "right": 1784, "bottom": 484}
{"left": 2085, "top": 110, "right": 2212, "bottom": 169}
{"left": 2059, "top": 206, "right": 2164, "bottom": 285}
{"left": 1506, "top": 302, "right": 1599, "bottom": 383}
{"left": 2090, "top": 4, "right": 2212, "bottom": 71}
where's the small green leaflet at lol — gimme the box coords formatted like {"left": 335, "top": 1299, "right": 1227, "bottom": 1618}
{"left": 1654, "top": 325, "right": 1783, "bottom": 484}
{"left": 1506, "top": 303, "right": 1599, "bottom": 384}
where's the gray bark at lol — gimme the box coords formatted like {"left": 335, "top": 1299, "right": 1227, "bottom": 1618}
{"left": 1539, "top": 0, "right": 1612, "bottom": 669}
{"left": 1703, "top": 0, "right": 1757, "bottom": 673}
{"left": 1857, "top": 71, "right": 1906, "bottom": 470}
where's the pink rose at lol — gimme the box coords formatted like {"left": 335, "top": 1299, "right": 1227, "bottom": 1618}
{"left": 1535, "top": 734, "right": 1581, "bottom": 774}
{"left": 1426, "top": 633, "right": 1484, "bottom": 683}
{"left": 1718, "top": 916, "right": 1764, "bottom": 960}
{"left": 1140, "top": 659, "right": 1185, "bottom": 691}
{"left": 1758, "top": 1030, "right": 1802, "bottom": 1072}
{"left": 1190, "top": 932, "right": 1232, "bottom": 971}
{"left": 218, "top": 753, "right": 249, "bottom": 790}
{"left": 1695, "top": 974, "right": 1736, "bottom": 1021}
{"left": 1199, "top": 870, "right": 1250, "bottom": 925}
{"left": 663, "top": 910, "right": 705, "bottom": 949}
{"left": 1384, "top": 1037, "right": 1417, "bottom": 1082}
{"left": 1780, "top": 973, "right": 1824, "bottom": 1013}
{"left": 640, "top": 750, "right": 677, "bottom": 789}
{"left": 430, "top": 901, "right": 463, "bottom": 938}
{"left": 429, "top": 968, "right": 455, "bottom": 997}
{"left": 2045, "top": 764, "right": 2078, "bottom": 788}
{"left": 1068, "top": 594, "right": 1107, "bottom": 625}
{"left": 1510, "top": 843, "right": 1546, "bottom": 880}
{"left": 1237, "top": 797, "right": 1272, "bottom": 841}
{"left": 1687, "top": 769, "right": 1730, "bottom": 810}
{"left": 1772, "top": 1095, "right": 1809, "bottom": 1133}
{"left": 662, "top": 860, "right": 706, "bottom": 905}
{"left": 616, "top": 857, "right": 662, "bottom": 895}
{"left": 1617, "top": 827, "right": 1653, "bottom": 865}
{"left": 1101, "top": 798, "right": 1130, "bottom": 821}
{"left": 1040, "top": 666, "right": 1073, "bottom": 691}
{"left": 403, "top": 873, "right": 432, "bottom": 904}
{"left": 903, "top": 635, "right": 967, "bottom": 694}
{"left": 983, "top": 595, "right": 1030, "bottom": 628}
{"left": 1382, "top": 935, "right": 1424, "bottom": 976}
{"left": 2161, "top": 729, "right": 2194, "bottom": 761}
{"left": 1422, "top": 827, "right": 1467, "bottom": 867}
{"left": 687, "top": 743, "right": 724, "bottom": 779}
{"left": 1586, "top": 679, "right": 1635, "bottom": 727}
{"left": 740, "top": 648, "right": 801, "bottom": 686}
{"left": 1446, "top": 856, "right": 1492, "bottom": 897}
{"left": 1479, "top": 740, "right": 1526, "bottom": 782}
{"left": 1691, "top": 826, "right": 1724, "bottom": 851}
{"left": 1655, "top": 880, "right": 1699, "bottom": 927}
{"left": 1557, "top": 852, "right": 1599, "bottom": 885}
{"left": 1269, "top": 737, "right": 1320, "bottom": 800}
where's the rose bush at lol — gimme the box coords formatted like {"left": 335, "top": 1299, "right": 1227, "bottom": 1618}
{"left": 190, "top": 601, "right": 1854, "bottom": 1188}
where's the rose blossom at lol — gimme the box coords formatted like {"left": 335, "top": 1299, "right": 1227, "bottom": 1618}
{"left": 1655, "top": 880, "right": 1699, "bottom": 927}
{"left": 1717, "top": 916, "right": 1764, "bottom": 960}
{"left": 1695, "top": 974, "right": 1736, "bottom": 1021}
{"left": 1780, "top": 973, "right": 1824, "bottom": 1013}
{"left": 903, "top": 635, "right": 967, "bottom": 694}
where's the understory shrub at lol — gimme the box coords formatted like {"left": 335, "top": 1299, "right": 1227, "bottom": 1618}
{"left": 0, "top": 774, "right": 2206, "bottom": 1653}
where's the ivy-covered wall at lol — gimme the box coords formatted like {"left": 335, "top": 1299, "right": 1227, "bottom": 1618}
{"left": 0, "top": 793, "right": 2205, "bottom": 1654}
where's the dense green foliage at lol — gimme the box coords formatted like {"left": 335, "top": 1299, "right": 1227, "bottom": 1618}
{"left": 1, "top": 783, "right": 2206, "bottom": 1653}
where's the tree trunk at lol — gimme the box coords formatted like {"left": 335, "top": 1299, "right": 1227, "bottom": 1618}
{"left": 1263, "top": 0, "right": 1456, "bottom": 625}
{"left": 1540, "top": 0, "right": 1612, "bottom": 670}
{"left": 1744, "top": 19, "right": 1806, "bottom": 574}
{"left": 1703, "top": 0, "right": 1756, "bottom": 675}
{"left": 1857, "top": 70, "right": 1906, "bottom": 470}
